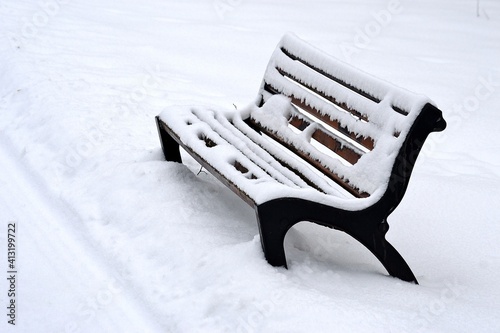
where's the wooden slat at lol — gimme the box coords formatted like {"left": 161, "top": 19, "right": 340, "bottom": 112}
{"left": 248, "top": 118, "right": 369, "bottom": 198}
{"left": 311, "top": 129, "right": 362, "bottom": 165}
{"left": 191, "top": 111, "right": 311, "bottom": 190}
{"left": 158, "top": 119, "right": 256, "bottom": 206}
{"left": 279, "top": 46, "right": 409, "bottom": 116}
{"left": 276, "top": 67, "right": 368, "bottom": 122}
{"left": 232, "top": 160, "right": 258, "bottom": 180}
{"left": 264, "top": 83, "right": 375, "bottom": 150}
{"left": 240, "top": 119, "right": 335, "bottom": 195}
{"left": 289, "top": 115, "right": 309, "bottom": 131}
{"left": 289, "top": 115, "right": 363, "bottom": 165}
{"left": 280, "top": 47, "right": 382, "bottom": 104}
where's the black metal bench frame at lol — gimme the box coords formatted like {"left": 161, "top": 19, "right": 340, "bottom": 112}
{"left": 155, "top": 34, "right": 446, "bottom": 284}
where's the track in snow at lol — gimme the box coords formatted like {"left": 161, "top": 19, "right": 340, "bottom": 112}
{"left": 0, "top": 135, "right": 164, "bottom": 333}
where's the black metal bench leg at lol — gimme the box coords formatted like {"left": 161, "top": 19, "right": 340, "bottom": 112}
{"left": 352, "top": 220, "right": 418, "bottom": 284}
{"left": 155, "top": 116, "right": 182, "bottom": 163}
{"left": 255, "top": 203, "right": 294, "bottom": 268}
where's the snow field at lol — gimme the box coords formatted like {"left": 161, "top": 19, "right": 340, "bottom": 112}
{"left": 1, "top": 0, "right": 500, "bottom": 332}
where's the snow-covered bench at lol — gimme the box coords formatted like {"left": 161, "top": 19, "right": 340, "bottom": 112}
{"left": 155, "top": 33, "right": 446, "bottom": 283}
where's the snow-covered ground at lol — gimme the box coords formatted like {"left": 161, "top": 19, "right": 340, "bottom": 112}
{"left": 1, "top": 0, "right": 500, "bottom": 332}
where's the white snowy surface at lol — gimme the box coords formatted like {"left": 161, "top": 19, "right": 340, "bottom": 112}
{"left": 1, "top": 1, "right": 500, "bottom": 332}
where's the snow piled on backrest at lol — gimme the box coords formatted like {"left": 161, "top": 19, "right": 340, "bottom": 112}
{"left": 275, "top": 33, "right": 431, "bottom": 118}
{"left": 255, "top": 33, "right": 434, "bottom": 196}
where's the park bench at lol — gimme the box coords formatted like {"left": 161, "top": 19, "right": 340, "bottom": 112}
{"left": 155, "top": 33, "right": 446, "bottom": 284}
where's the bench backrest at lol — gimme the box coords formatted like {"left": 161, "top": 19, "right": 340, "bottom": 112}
{"left": 250, "top": 33, "right": 445, "bottom": 199}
